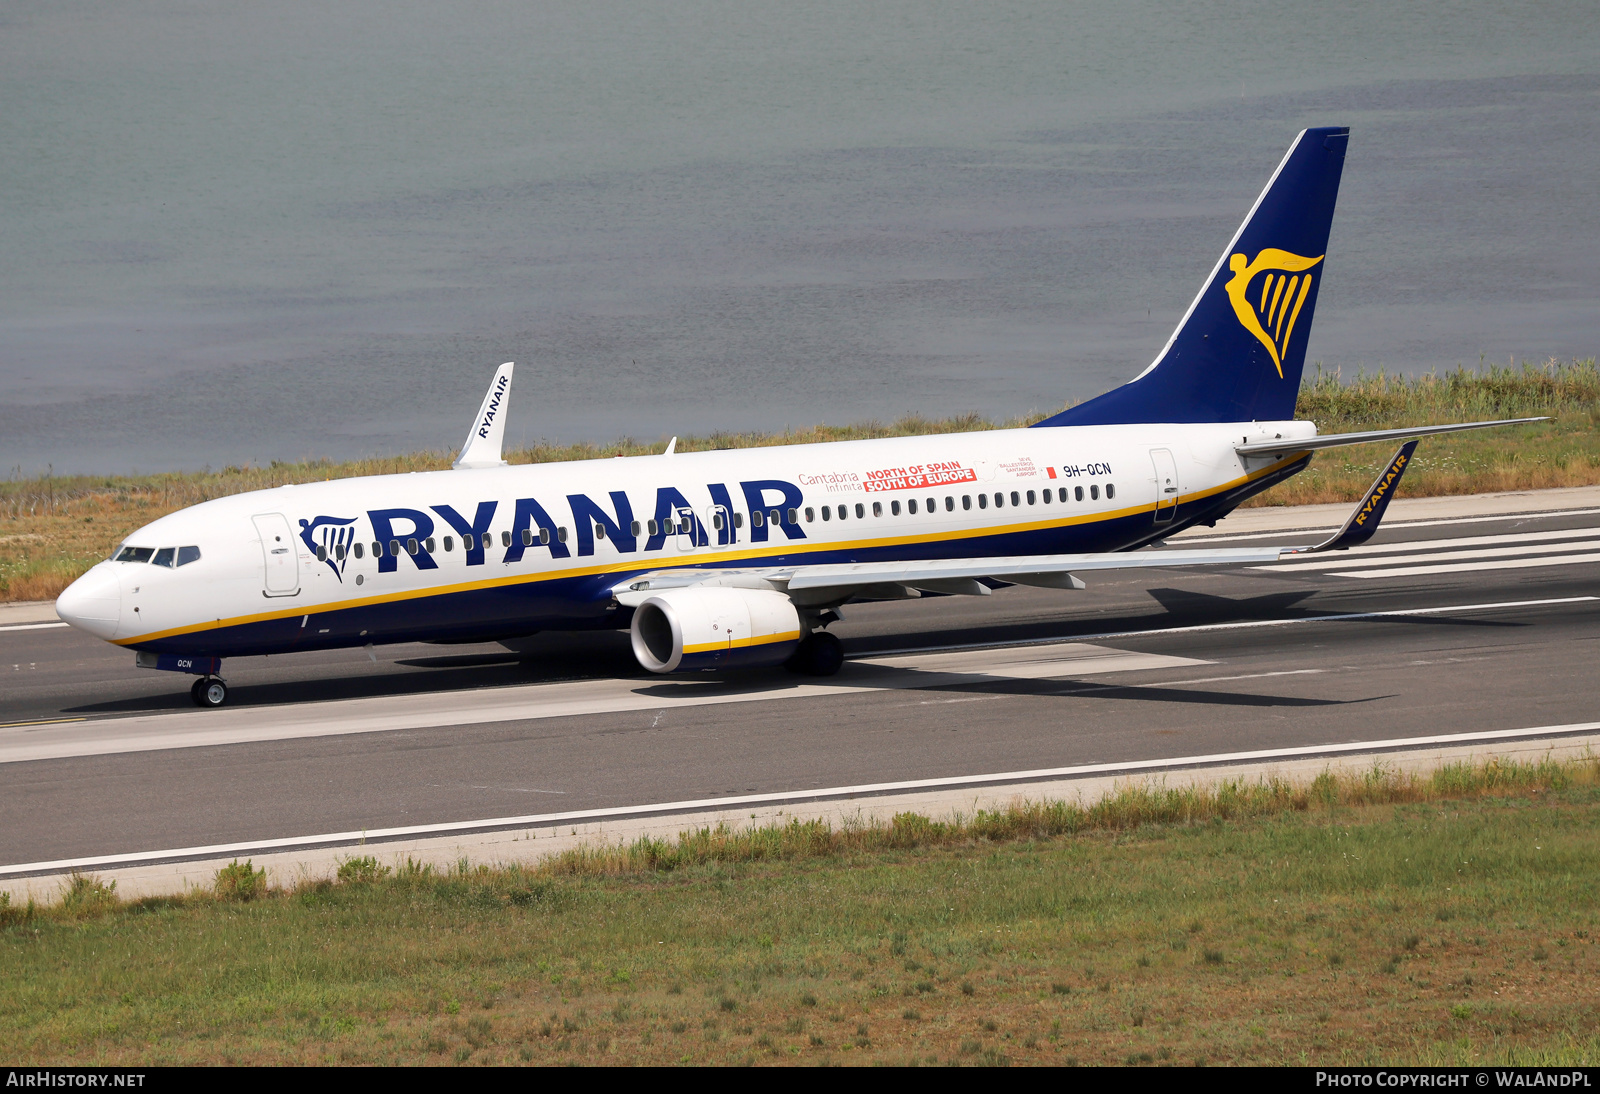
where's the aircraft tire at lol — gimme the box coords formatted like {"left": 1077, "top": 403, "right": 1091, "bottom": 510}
{"left": 192, "top": 677, "right": 228, "bottom": 708}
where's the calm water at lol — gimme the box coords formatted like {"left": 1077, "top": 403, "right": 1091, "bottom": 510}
{"left": 2, "top": 1, "right": 1597, "bottom": 474}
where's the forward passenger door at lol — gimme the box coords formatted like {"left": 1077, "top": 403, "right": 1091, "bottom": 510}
{"left": 252, "top": 513, "right": 300, "bottom": 595}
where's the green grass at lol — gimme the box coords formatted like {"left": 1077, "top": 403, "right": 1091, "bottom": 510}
{"left": 3, "top": 358, "right": 1596, "bottom": 601}
{"left": 2, "top": 756, "right": 1596, "bottom": 1065}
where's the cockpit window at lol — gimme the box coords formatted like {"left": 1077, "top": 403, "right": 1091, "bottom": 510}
{"left": 177, "top": 546, "right": 201, "bottom": 567}
{"left": 151, "top": 547, "right": 176, "bottom": 568}
{"left": 115, "top": 546, "right": 155, "bottom": 563}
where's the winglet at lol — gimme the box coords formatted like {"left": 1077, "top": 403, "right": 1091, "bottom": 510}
{"left": 1292, "top": 439, "right": 1418, "bottom": 553}
{"left": 453, "top": 362, "right": 514, "bottom": 470}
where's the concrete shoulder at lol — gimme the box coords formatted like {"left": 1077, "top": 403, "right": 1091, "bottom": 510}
{"left": 0, "top": 600, "right": 59, "bottom": 625}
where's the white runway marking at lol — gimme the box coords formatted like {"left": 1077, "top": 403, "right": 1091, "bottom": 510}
{"left": 0, "top": 641, "right": 1203, "bottom": 766}
{"left": 6, "top": 719, "right": 1596, "bottom": 877}
{"left": 1264, "top": 528, "right": 1600, "bottom": 571}
{"left": 0, "top": 622, "right": 68, "bottom": 633}
{"left": 1333, "top": 552, "right": 1600, "bottom": 579}
{"left": 1183, "top": 507, "right": 1600, "bottom": 543}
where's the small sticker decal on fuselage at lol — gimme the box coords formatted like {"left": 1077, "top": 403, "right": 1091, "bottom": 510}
{"left": 862, "top": 461, "right": 977, "bottom": 492}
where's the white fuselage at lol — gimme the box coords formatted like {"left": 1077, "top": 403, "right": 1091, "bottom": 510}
{"left": 56, "top": 420, "right": 1313, "bottom": 658}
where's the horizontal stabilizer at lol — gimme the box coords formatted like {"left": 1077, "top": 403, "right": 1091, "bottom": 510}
{"left": 454, "top": 362, "right": 515, "bottom": 470}
{"left": 1236, "top": 417, "right": 1547, "bottom": 457}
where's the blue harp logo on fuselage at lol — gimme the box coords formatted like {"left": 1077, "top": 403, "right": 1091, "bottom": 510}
{"left": 299, "top": 516, "right": 358, "bottom": 581}
{"left": 1224, "top": 249, "right": 1325, "bottom": 378}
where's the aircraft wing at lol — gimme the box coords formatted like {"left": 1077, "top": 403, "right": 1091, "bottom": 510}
{"left": 611, "top": 441, "right": 1418, "bottom": 606}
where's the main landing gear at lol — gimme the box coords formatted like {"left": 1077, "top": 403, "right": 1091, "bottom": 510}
{"left": 786, "top": 631, "right": 844, "bottom": 677}
{"left": 190, "top": 676, "right": 228, "bottom": 708}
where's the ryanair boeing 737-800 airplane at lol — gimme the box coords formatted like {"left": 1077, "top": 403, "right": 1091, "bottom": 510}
{"left": 55, "top": 127, "right": 1542, "bottom": 707}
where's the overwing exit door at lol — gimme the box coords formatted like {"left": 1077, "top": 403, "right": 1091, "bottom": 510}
{"left": 1150, "top": 449, "right": 1179, "bottom": 524}
{"left": 253, "top": 513, "right": 301, "bottom": 595}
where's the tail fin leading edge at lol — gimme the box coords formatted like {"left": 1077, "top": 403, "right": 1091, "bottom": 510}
{"left": 1036, "top": 127, "right": 1349, "bottom": 427}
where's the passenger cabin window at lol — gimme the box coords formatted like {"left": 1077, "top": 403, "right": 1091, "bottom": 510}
{"left": 314, "top": 545, "right": 327, "bottom": 562}
{"left": 836, "top": 505, "right": 847, "bottom": 520}
{"left": 908, "top": 499, "right": 918, "bottom": 515}
{"left": 978, "top": 494, "right": 987, "bottom": 509}
{"left": 1106, "top": 483, "right": 1116, "bottom": 499}
{"left": 1074, "top": 486, "right": 1084, "bottom": 502}
{"left": 1058, "top": 487, "right": 1068, "bottom": 503}
{"left": 594, "top": 523, "right": 606, "bottom": 541}
{"left": 804, "top": 507, "right": 814, "bottom": 523}
{"left": 407, "top": 538, "right": 419, "bottom": 555}
{"left": 752, "top": 510, "right": 764, "bottom": 528}
{"left": 442, "top": 536, "right": 453, "bottom": 552}
{"left": 821, "top": 507, "right": 831, "bottom": 521}
{"left": 176, "top": 545, "right": 202, "bottom": 567}
{"left": 557, "top": 526, "right": 569, "bottom": 542}
{"left": 1090, "top": 485, "right": 1100, "bottom": 500}
{"left": 1026, "top": 490, "right": 1036, "bottom": 505}
{"left": 115, "top": 546, "right": 155, "bottom": 563}
{"left": 1010, "top": 491, "right": 1020, "bottom": 507}
{"left": 958, "top": 496, "right": 967, "bottom": 510}
{"left": 353, "top": 542, "right": 364, "bottom": 560}
{"left": 482, "top": 532, "right": 493, "bottom": 550}
{"left": 501, "top": 530, "right": 511, "bottom": 547}
{"left": 854, "top": 503, "right": 865, "bottom": 519}
{"left": 521, "top": 529, "right": 533, "bottom": 546}
{"left": 335, "top": 544, "right": 347, "bottom": 560}
{"left": 733, "top": 512, "right": 743, "bottom": 528}
{"left": 890, "top": 500, "right": 900, "bottom": 516}
{"left": 425, "top": 537, "right": 436, "bottom": 552}
{"left": 787, "top": 508, "right": 798, "bottom": 524}
{"left": 871, "top": 501, "right": 882, "bottom": 518}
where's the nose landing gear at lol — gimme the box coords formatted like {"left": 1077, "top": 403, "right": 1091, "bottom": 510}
{"left": 190, "top": 676, "right": 228, "bottom": 708}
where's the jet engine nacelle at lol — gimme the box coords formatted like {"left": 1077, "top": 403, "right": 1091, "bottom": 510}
{"left": 629, "top": 587, "right": 802, "bottom": 673}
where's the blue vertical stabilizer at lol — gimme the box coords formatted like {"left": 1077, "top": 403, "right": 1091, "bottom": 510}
{"left": 1035, "top": 127, "right": 1349, "bottom": 427}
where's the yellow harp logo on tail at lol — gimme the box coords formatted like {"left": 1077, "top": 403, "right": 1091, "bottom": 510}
{"left": 1223, "top": 249, "right": 1324, "bottom": 377}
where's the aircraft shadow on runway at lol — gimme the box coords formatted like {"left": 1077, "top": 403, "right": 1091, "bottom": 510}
{"left": 1143, "top": 587, "right": 1525, "bottom": 629}
{"left": 65, "top": 633, "right": 647, "bottom": 715}
{"left": 631, "top": 662, "right": 1393, "bottom": 710}
{"left": 61, "top": 591, "right": 1512, "bottom": 716}
{"left": 845, "top": 588, "right": 1526, "bottom": 657}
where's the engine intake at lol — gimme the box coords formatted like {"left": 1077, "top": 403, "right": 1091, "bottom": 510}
{"left": 630, "top": 587, "right": 802, "bottom": 673}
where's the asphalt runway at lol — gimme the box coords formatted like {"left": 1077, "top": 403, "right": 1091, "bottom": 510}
{"left": 3, "top": 505, "right": 1599, "bottom": 870}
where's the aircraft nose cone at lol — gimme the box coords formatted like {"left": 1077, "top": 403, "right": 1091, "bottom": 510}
{"left": 55, "top": 563, "right": 121, "bottom": 639}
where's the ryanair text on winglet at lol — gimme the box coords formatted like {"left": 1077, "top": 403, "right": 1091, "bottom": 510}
{"left": 1352, "top": 450, "right": 1410, "bottom": 527}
